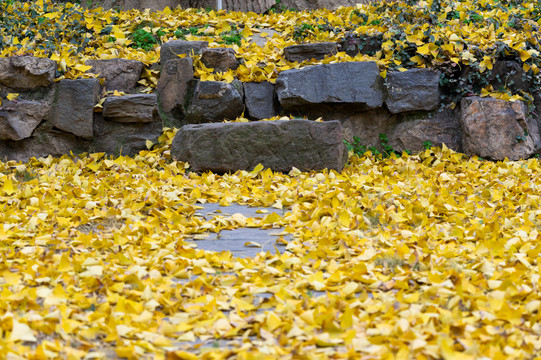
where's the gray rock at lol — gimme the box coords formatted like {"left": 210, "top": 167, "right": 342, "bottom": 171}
{"left": 250, "top": 29, "right": 281, "bottom": 48}
{"left": 284, "top": 42, "right": 338, "bottom": 62}
{"left": 156, "top": 58, "right": 194, "bottom": 127}
{"left": 85, "top": 58, "right": 144, "bottom": 92}
{"left": 385, "top": 69, "right": 440, "bottom": 114}
{"left": 171, "top": 119, "right": 348, "bottom": 173}
{"left": 160, "top": 40, "right": 208, "bottom": 65}
{"left": 0, "top": 56, "right": 56, "bottom": 90}
{"left": 185, "top": 80, "right": 244, "bottom": 123}
{"left": 244, "top": 82, "right": 279, "bottom": 120}
{"left": 0, "top": 100, "right": 50, "bottom": 141}
{"left": 103, "top": 94, "right": 158, "bottom": 123}
{"left": 275, "top": 62, "right": 384, "bottom": 110}
{"left": 460, "top": 97, "right": 540, "bottom": 161}
{"left": 389, "top": 109, "right": 462, "bottom": 153}
{"left": 90, "top": 113, "right": 162, "bottom": 157}
{"left": 201, "top": 48, "right": 239, "bottom": 73}
{"left": 50, "top": 78, "right": 100, "bottom": 139}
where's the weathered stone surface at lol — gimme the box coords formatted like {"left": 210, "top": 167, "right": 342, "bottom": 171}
{"left": 160, "top": 40, "right": 208, "bottom": 65}
{"left": 385, "top": 69, "right": 440, "bottom": 114}
{"left": 90, "top": 113, "right": 162, "bottom": 157}
{"left": 85, "top": 59, "right": 144, "bottom": 92}
{"left": 185, "top": 80, "right": 244, "bottom": 123}
{"left": 201, "top": 48, "right": 239, "bottom": 73}
{"left": 460, "top": 97, "right": 541, "bottom": 160}
{"left": 388, "top": 109, "right": 462, "bottom": 153}
{"left": 0, "top": 121, "right": 86, "bottom": 162}
{"left": 171, "top": 119, "right": 348, "bottom": 173}
{"left": 103, "top": 94, "right": 158, "bottom": 123}
{"left": 0, "top": 56, "right": 56, "bottom": 90}
{"left": 488, "top": 60, "right": 531, "bottom": 92}
{"left": 156, "top": 58, "right": 194, "bottom": 125}
{"left": 244, "top": 82, "right": 279, "bottom": 120}
{"left": 275, "top": 62, "right": 384, "bottom": 110}
{"left": 284, "top": 42, "right": 338, "bottom": 62}
{"left": 0, "top": 101, "right": 49, "bottom": 141}
{"left": 50, "top": 78, "right": 100, "bottom": 139}
{"left": 250, "top": 29, "right": 281, "bottom": 48}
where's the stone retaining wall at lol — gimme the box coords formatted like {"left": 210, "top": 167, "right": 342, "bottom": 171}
{"left": 1, "top": 40, "right": 540, "bottom": 168}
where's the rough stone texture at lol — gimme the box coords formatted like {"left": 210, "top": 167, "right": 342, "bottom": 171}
{"left": 85, "top": 59, "right": 144, "bottom": 92}
{"left": 488, "top": 60, "right": 531, "bottom": 92}
{"left": 388, "top": 109, "right": 462, "bottom": 153}
{"left": 0, "top": 101, "right": 50, "bottom": 141}
{"left": 460, "top": 97, "right": 541, "bottom": 161}
{"left": 201, "top": 48, "right": 239, "bottom": 73}
{"left": 385, "top": 69, "right": 440, "bottom": 114}
{"left": 0, "top": 121, "right": 86, "bottom": 162}
{"left": 156, "top": 58, "right": 194, "bottom": 125}
{"left": 171, "top": 119, "right": 348, "bottom": 173}
{"left": 244, "top": 82, "right": 279, "bottom": 120}
{"left": 50, "top": 78, "right": 100, "bottom": 139}
{"left": 0, "top": 56, "right": 56, "bottom": 90}
{"left": 103, "top": 94, "right": 158, "bottom": 123}
{"left": 90, "top": 113, "right": 162, "bottom": 157}
{"left": 160, "top": 40, "right": 208, "bottom": 66}
{"left": 284, "top": 43, "right": 338, "bottom": 62}
{"left": 185, "top": 80, "right": 244, "bottom": 123}
{"left": 275, "top": 62, "right": 384, "bottom": 110}
{"left": 250, "top": 29, "right": 281, "bottom": 48}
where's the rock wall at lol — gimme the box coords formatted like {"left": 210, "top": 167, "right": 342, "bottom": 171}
{"left": 1, "top": 43, "right": 540, "bottom": 168}
{"left": 84, "top": 0, "right": 361, "bottom": 12}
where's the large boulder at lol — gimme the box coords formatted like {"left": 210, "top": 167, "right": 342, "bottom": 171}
{"left": 50, "top": 78, "right": 100, "bottom": 139}
{"left": 103, "top": 94, "right": 158, "bottom": 123}
{"left": 460, "top": 97, "right": 541, "bottom": 161}
{"left": 171, "top": 119, "right": 348, "bottom": 173}
{"left": 388, "top": 109, "right": 462, "bottom": 153}
{"left": 275, "top": 62, "right": 384, "bottom": 110}
{"left": 85, "top": 59, "right": 144, "bottom": 92}
{"left": 284, "top": 43, "right": 338, "bottom": 62}
{"left": 201, "top": 48, "right": 239, "bottom": 73}
{"left": 160, "top": 40, "right": 208, "bottom": 66}
{"left": 244, "top": 82, "right": 279, "bottom": 120}
{"left": 0, "top": 56, "right": 56, "bottom": 90}
{"left": 0, "top": 101, "right": 50, "bottom": 141}
{"left": 385, "top": 69, "right": 440, "bottom": 114}
{"left": 156, "top": 58, "right": 194, "bottom": 127}
{"left": 185, "top": 80, "right": 244, "bottom": 123}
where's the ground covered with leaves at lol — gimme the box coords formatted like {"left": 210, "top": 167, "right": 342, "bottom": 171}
{"left": 0, "top": 129, "right": 540, "bottom": 359}
{"left": 1, "top": 0, "right": 541, "bottom": 104}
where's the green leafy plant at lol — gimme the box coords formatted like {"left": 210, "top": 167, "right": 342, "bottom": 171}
{"left": 130, "top": 25, "right": 165, "bottom": 51}
{"left": 219, "top": 26, "right": 243, "bottom": 46}
{"left": 423, "top": 140, "right": 433, "bottom": 150}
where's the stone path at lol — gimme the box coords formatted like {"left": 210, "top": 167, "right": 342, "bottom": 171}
{"left": 187, "top": 203, "right": 292, "bottom": 258}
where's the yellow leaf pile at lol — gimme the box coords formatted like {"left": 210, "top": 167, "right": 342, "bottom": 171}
{"left": 0, "top": 129, "right": 541, "bottom": 358}
{"left": 2, "top": 0, "right": 541, "bottom": 101}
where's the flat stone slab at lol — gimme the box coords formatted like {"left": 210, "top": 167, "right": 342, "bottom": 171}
{"left": 385, "top": 68, "right": 440, "bottom": 114}
{"left": 275, "top": 61, "right": 384, "bottom": 110}
{"left": 160, "top": 40, "right": 208, "bottom": 65}
{"left": 170, "top": 119, "right": 348, "bottom": 173}
{"left": 284, "top": 42, "right": 338, "bottom": 62}
{"left": 187, "top": 203, "right": 291, "bottom": 258}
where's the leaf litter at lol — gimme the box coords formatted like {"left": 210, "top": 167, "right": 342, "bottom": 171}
{"left": 0, "top": 128, "right": 540, "bottom": 359}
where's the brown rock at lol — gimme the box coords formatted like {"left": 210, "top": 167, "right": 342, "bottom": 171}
{"left": 0, "top": 100, "right": 50, "bottom": 141}
{"left": 460, "top": 97, "right": 541, "bottom": 160}
{"left": 171, "top": 119, "right": 348, "bottom": 173}
{"left": 284, "top": 42, "right": 338, "bottom": 62}
{"left": 185, "top": 80, "right": 244, "bottom": 123}
{"left": 201, "top": 48, "right": 239, "bottom": 73}
{"left": 0, "top": 56, "right": 56, "bottom": 90}
{"left": 103, "top": 94, "right": 158, "bottom": 123}
{"left": 388, "top": 109, "right": 462, "bottom": 153}
{"left": 85, "top": 59, "right": 144, "bottom": 92}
